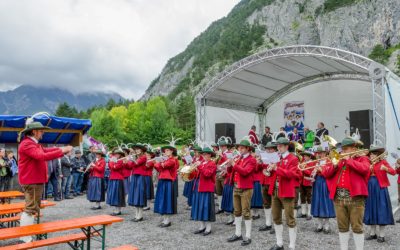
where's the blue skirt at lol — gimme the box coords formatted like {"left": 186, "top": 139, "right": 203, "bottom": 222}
{"left": 221, "top": 183, "right": 234, "bottom": 213}
{"left": 363, "top": 176, "right": 394, "bottom": 225}
{"left": 183, "top": 180, "right": 194, "bottom": 206}
{"left": 251, "top": 181, "right": 263, "bottom": 208}
{"left": 128, "top": 175, "right": 147, "bottom": 207}
{"left": 106, "top": 179, "right": 126, "bottom": 207}
{"left": 144, "top": 176, "right": 154, "bottom": 200}
{"left": 191, "top": 179, "right": 216, "bottom": 222}
{"left": 87, "top": 177, "right": 105, "bottom": 202}
{"left": 154, "top": 179, "right": 177, "bottom": 215}
{"left": 174, "top": 178, "right": 179, "bottom": 197}
{"left": 311, "top": 175, "right": 335, "bottom": 218}
{"left": 123, "top": 177, "right": 130, "bottom": 196}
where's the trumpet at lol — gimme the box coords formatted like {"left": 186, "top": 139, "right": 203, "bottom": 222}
{"left": 216, "top": 156, "right": 240, "bottom": 178}
{"left": 263, "top": 163, "right": 276, "bottom": 177}
{"left": 370, "top": 151, "right": 388, "bottom": 166}
{"left": 331, "top": 148, "right": 369, "bottom": 165}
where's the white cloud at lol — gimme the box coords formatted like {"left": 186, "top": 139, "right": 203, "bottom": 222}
{"left": 0, "top": 0, "right": 239, "bottom": 99}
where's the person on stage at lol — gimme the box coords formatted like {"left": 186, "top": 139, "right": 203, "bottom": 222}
{"left": 227, "top": 137, "right": 256, "bottom": 246}
{"left": 364, "top": 145, "right": 395, "bottom": 243}
{"left": 87, "top": 149, "right": 106, "bottom": 210}
{"left": 127, "top": 143, "right": 148, "bottom": 222}
{"left": 106, "top": 148, "right": 127, "bottom": 216}
{"left": 154, "top": 145, "right": 178, "bottom": 227}
{"left": 18, "top": 118, "right": 72, "bottom": 243}
{"left": 311, "top": 146, "right": 336, "bottom": 233}
{"left": 324, "top": 138, "right": 370, "bottom": 250}
{"left": 191, "top": 147, "right": 217, "bottom": 236}
{"left": 268, "top": 137, "right": 301, "bottom": 250}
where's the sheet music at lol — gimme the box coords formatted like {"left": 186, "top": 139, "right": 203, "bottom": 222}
{"left": 225, "top": 152, "right": 234, "bottom": 159}
{"left": 260, "top": 152, "right": 280, "bottom": 164}
{"left": 184, "top": 155, "right": 193, "bottom": 164}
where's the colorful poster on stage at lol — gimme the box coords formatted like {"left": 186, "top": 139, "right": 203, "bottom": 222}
{"left": 284, "top": 101, "right": 304, "bottom": 133}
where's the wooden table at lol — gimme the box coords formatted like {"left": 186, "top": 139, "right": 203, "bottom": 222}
{"left": 0, "top": 201, "right": 56, "bottom": 225}
{"left": 0, "top": 191, "right": 24, "bottom": 199}
{"left": 0, "top": 215, "right": 123, "bottom": 250}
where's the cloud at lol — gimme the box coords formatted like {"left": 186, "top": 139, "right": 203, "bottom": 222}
{"left": 0, "top": 0, "right": 239, "bottom": 99}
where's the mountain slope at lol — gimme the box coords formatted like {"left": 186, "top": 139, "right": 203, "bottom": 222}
{"left": 141, "top": 0, "right": 400, "bottom": 101}
{"left": 0, "top": 85, "right": 123, "bottom": 115}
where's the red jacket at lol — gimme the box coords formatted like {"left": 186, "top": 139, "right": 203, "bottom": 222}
{"left": 268, "top": 153, "right": 301, "bottom": 198}
{"left": 18, "top": 137, "right": 64, "bottom": 185}
{"left": 324, "top": 156, "right": 370, "bottom": 199}
{"left": 154, "top": 157, "right": 175, "bottom": 180}
{"left": 370, "top": 160, "right": 396, "bottom": 188}
{"left": 109, "top": 160, "right": 125, "bottom": 180}
{"left": 260, "top": 163, "right": 272, "bottom": 186}
{"left": 89, "top": 158, "right": 106, "bottom": 178}
{"left": 396, "top": 166, "right": 400, "bottom": 184}
{"left": 173, "top": 158, "right": 179, "bottom": 180}
{"left": 253, "top": 163, "right": 264, "bottom": 182}
{"left": 197, "top": 160, "right": 216, "bottom": 192}
{"left": 145, "top": 160, "right": 154, "bottom": 177}
{"left": 127, "top": 155, "right": 147, "bottom": 176}
{"left": 302, "top": 161, "right": 316, "bottom": 187}
{"left": 232, "top": 155, "right": 256, "bottom": 189}
{"left": 248, "top": 130, "right": 259, "bottom": 144}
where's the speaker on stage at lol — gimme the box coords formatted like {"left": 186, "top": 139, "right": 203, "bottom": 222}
{"left": 349, "top": 110, "right": 374, "bottom": 148}
{"left": 215, "top": 123, "right": 235, "bottom": 143}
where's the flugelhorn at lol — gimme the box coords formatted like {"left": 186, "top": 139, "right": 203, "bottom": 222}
{"left": 370, "top": 151, "right": 388, "bottom": 166}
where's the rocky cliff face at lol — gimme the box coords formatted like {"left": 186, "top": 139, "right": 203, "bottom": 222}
{"left": 141, "top": 0, "right": 400, "bottom": 101}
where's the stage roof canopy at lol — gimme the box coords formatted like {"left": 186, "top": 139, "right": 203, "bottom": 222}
{"left": 0, "top": 114, "right": 91, "bottom": 146}
{"left": 197, "top": 45, "right": 376, "bottom": 112}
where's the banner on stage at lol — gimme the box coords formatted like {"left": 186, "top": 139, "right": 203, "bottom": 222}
{"left": 284, "top": 101, "right": 304, "bottom": 133}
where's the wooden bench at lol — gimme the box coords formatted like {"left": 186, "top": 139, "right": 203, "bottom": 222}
{"left": 0, "top": 215, "right": 123, "bottom": 250}
{"left": 0, "top": 200, "right": 56, "bottom": 224}
{"left": 0, "top": 191, "right": 24, "bottom": 199}
{"left": 0, "top": 214, "right": 42, "bottom": 228}
{"left": 110, "top": 245, "right": 139, "bottom": 250}
{"left": 0, "top": 232, "right": 88, "bottom": 250}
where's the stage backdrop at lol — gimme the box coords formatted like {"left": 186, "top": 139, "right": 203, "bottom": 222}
{"left": 284, "top": 101, "right": 304, "bottom": 134}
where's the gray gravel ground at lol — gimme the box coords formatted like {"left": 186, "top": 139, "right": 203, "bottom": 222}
{"left": 2, "top": 181, "right": 400, "bottom": 250}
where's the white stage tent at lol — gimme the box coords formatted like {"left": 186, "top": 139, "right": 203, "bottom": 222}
{"left": 195, "top": 45, "right": 400, "bottom": 206}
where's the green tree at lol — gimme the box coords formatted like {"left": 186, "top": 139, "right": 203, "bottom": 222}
{"left": 55, "top": 102, "right": 79, "bottom": 118}
{"left": 88, "top": 109, "right": 124, "bottom": 147}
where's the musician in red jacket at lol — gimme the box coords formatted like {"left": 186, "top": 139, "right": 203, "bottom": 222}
{"left": 106, "top": 148, "right": 127, "bottom": 215}
{"left": 220, "top": 140, "right": 236, "bottom": 225}
{"left": 191, "top": 147, "right": 217, "bottom": 236}
{"left": 227, "top": 137, "right": 256, "bottom": 246}
{"left": 298, "top": 150, "right": 315, "bottom": 220}
{"left": 364, "top": 146, "right": 395, "bottom": 243}
{"left": 86, "top": 149, "right": 106, "bottom": 210}
{"left": 323, "top": 137, "right": 370, "bottom": 250}
{"left": 259, "top": 142, "right": 277, "bottom": 233}
{"left": 396, "top": 156, "right": 400, "bottom": 223}
{"left": 144, "top": 148, "right": 156, "bottom": 211}
{"left": 248, "top": 125, "right": 259, "bottom": 144}
{"left": 18, "top": 121, "right": 72, "bottom": 243}
{"left": 154, "top": 145, "right": 178, "bottom": 227}
{"left": 127, "top": 143, "right": 148, "bottom": 222}
{"left": 267, "top": 137, "right": 301, "bottom": 250}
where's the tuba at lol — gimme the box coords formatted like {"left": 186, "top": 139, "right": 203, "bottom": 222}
{"left": 179, "top": 161, "right": 200, "bottom": 182}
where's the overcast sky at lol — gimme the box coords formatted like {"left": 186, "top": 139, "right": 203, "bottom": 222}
{"left": 0, "top": 0, "right": 239, "bottom": 99}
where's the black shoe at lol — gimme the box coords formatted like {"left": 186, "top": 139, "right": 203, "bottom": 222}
{"left": 90, "top": 206, "right": 101, "bottom": 210}
{"left": 54, "top": 198, "right": 62, "bottom": 201}
{"left": 396, "top": 218, "right": 400, "bottom": 223}
{"left": 297, "top": 213, "right": 306, "bottom": 218}
{"left": 65, "top": 196, "right": 73, "bottom": 199}
{"left": 269, "top": 244, "right": 284, "bottom": 250}
{"left": 225, "top": 220, "right": 234, "bottom": 225}
{"left": 270, "top": 228, "right": 275, "bottom": 234}
{"left": 160, "top": 222, "right": 171, "bottom": 228}
{"left": 314, "top": 227, "right": 323, "bottom": 233}
{"left": 202, "top": 230, "right": 212, "bottom": 236}
{"left": 366, "top": 234, "right": 377, "bottom": 240}
{"left": 132, "top": 217, "right": 143, "bottom": 222}
{"left": 216, "top": 209, "right": 224, "bottom": 214}
{"left": 227, "top": 234, "right": 242, "bottom": 242}
{"left": 259, "top": 225, "right": 272, "bottom": 231}
{"left": 73, "top": 193, "right": 78, "bottom": 197}
{"left": 252, "top": 214, "right": 260, "bottom": 220}
{"left": 143, "top": 207, "right": 150, "bottom": 211}
{"left": 193, "top": 228, "right": 206, "bottom": 234}
{"left": 306, "top": 215, "right": 312, "bottom": 220}
{"left": 377, "top": 236, "right": 385, "bottom": 243}
{"left": 111, "top": 212, "right": 121, "bottom": 216}
{"left": 241, "top": 238, "right": 251, "bottom": 246}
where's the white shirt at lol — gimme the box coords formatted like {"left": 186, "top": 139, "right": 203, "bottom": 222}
{"left": 281, "top": 151, "right": 289, "bottom": 159}
{"left": 242, "top": 153, "right": 250, "bottom": 159}
{"left": 28, "top": 136, "right": 38, "bottom": 144}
